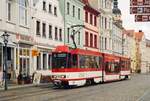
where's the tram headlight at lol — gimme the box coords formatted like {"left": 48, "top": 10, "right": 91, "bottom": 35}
{"left": 61, "top": 75, "right": 66, "bottom": 79}
{"left": 51, "top": 75, "right": 57, "bottom": 79}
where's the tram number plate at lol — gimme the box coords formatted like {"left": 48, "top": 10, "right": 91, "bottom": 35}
{"left": 79, "top": 73, "right": 84, "bottom": 78}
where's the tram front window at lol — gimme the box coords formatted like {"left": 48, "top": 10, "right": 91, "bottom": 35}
{"left": 52, "top": 53, "right": 68, "bottom": 69}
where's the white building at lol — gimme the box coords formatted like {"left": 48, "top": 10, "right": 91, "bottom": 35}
{"left": 140, "top": 36, "right": 150, "bottom": 73}
{"left": 0, "top": 0, "right": 33, "bottom": 83}
{"left": 89, "top": 0, "right": 113, "bottom": 53}
{"left": 31, "top": 0, "right": 64, "bottom": 76}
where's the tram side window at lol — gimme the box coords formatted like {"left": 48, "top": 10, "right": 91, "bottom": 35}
{"left": 72, "top": 54, "right": 78, "bottom": 68}
{"left": 105, "top": 62, "right": 120, "bottom": 73}
{"left": 79, "top": 55, "right": 99, "bottom": 68}
{"left": 99, "top": 56, "right": 103, "bottom": 68}
{"left": 114, "top": 62, "right": 120, "bottom": 73}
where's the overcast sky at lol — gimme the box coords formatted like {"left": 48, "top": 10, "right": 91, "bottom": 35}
{"left": 118, "top": 0, "right": 150, "bottom": 39}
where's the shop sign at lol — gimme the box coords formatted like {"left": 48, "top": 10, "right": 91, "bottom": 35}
{"left": 135, "top": 14, "right": 150, "bottom": 21}
{"left": 16, "top": 34, "right": 33, "bottom": 43}
{"left": 33, "top": 72, "right": 41, "bottom": 85}
{"left": 32, "top": 49, "right": 40, "bottom": 57}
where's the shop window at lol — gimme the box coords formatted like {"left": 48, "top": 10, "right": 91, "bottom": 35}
{"left": 43, "top": 54, "right": 47, "bottom": 70}
{"left": 37, "top": 53, "right": 41, "bottom": 70}
{"left": 48, "top": 55, "right": 51, "bottom": 69}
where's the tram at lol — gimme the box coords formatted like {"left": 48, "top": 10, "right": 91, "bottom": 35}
{"left": 51, "top": 45, "right": 131, "bottom": 87}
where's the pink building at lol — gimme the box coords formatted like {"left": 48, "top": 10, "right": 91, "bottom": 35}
{"left": 82, "top": 0, "right": 100, "bottom": 51}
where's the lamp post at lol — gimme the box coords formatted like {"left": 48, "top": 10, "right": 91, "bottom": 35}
{"left": 2, "top": 31, "right": 9, "bottom": 91}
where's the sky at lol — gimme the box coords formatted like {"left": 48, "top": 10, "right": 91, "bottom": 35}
{"left": 118, "top": 0, "right": 150, "bottom": 39}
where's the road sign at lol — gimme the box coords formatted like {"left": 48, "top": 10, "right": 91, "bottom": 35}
{"left": 130, "top": 0, "right": 150, "bottom": 22}
{"left": 135, "top": 14, "right": 150, "bottom": 22}
{"left": 130, "top": 0, "right": 150, "bottom": 6}
{"left": 130, "top": 7, "right": 150, "bottom": 14}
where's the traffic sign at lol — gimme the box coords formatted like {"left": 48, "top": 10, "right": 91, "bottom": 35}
{"left": 130, "top": 0, "right": 150, "bottom": 6}
{"left": 135, "top": 14, "right": 150, "bottom": 22}
{"left": 130, "top": 7, "right": 150, "bottom": 14}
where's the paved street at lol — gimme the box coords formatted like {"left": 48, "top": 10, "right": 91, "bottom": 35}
{"left": 0, "top": 73, "right": 150, "bottom": 101}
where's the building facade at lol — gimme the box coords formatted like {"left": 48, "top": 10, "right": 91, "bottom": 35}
{"left": 82, "top": 0, "right": 100, "bottom": 51}
{"left": 59, "top": 0, "right": 84, "bottom": 49}
{"left": 0, "top": 0, "right": 33, "bottom": 84}
{"left": 31, "top": 0, "right": 64, "bottom": 76}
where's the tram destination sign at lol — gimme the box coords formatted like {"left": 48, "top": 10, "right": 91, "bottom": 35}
{"left": 135, "top": 14, "right": 150, "bottom": 22}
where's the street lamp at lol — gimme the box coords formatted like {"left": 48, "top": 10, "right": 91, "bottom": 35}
{"left": 2, "top": 31, "right": 9, "bottom": 90}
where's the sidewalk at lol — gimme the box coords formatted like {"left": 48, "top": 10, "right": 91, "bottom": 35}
{"left": 0, "top": 83, "right": 52, "bottom": 91}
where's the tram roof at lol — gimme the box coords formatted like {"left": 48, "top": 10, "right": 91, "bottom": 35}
{"left": 71, "top": 49, "right": 102, "bottom": 56}
{"left": 54, "top": 45, "right": 102, "bottom": 56}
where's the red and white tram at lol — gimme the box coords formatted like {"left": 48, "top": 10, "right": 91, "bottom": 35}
{"left": 51, "top": 45, "right": 131, "bottom": 87}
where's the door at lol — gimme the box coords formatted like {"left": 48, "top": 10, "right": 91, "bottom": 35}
{"left": 19, "top": 57, "right": 30, "bottom": 76}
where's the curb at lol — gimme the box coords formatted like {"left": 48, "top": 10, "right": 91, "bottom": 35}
{"left": 0, "top": 83, "right": 52, "bottom": 91}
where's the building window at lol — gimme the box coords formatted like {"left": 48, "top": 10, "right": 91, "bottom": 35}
{"left": 37, "top": 53, "right": 41, "bottom": 70}
{"left": 94, "top": 35, "right": 97, "bottom": 48}
{"left": 105, "top": 17, "right": 107, "bottom": 29}
{"left": 7, "top": 1, "right": 12, "bottom": 21}
{"left": 85, "top": 11, "right": 88, "bottom": 23}
{"left": 48, "top": 55, "right": 51, "bottom": 69}
{"left": 42, "top": 23, "right": 46, "bottom": 37}
{"left": 49, "top": 25, "right": 52, "bottom": 39}
{"left": 54, "top": 7, "right": 57, "bottom": 16}
{"left": 55, "top": 27, "right": 58, "bottom": 40}
{"left": 102, "top": 16, "right": 103, "bottom": 29}
{"left": 59, "top": 28, "right": 62, "bottom": 41}
{"left": 85, "top": 32, "right": 89, "bottom": 46}
{"left": 19, "top": 0, "right": 27, "bottom": 25}
{"left": 43, "top": 53, "right": 47, "bottom": 70}
{"left": 90, "top": 33, "right": 93, "bottom": 47}
{"left": 90, "top": 14, "right": 93, "bottom": 25}
{"left": 67, "top": 28, "right": 70, "bottom": 43}
{"left": 78, "top": 8, "right": 81, "bottom": 20}
{"left": 67, "top": 2, "right": 70, "bottom": 15}
{"left": 43, "top": 1, "right": 46, "bottom": 11}
{"left": 36, "top": 21, "right": 40, "bottom": 35}
{"left": 102, "top": 37, "right": 103, "bottom": 49}
{"left": 105, "top": 38, "right": 107, "bottom": 50}
{"left": 78, "top": 32, "right": 80, "bottom": 45}
{"left": 73, "top": 5, "right": 75, "bottom": 17}
{"left": 49, "top": 4, "right": 52, "bottom": 13}
{"left": 94, "top": 16, "right": 97, "bottom": 26}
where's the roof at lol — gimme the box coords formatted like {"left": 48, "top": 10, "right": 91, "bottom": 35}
{"left": 134, "top": 31, "right": 144, "bottom": 42}
{"left": 81, "top": 0, "right": 100, "bottom": 15}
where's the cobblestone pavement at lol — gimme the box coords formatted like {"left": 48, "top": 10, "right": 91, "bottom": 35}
{"left": 0, "top": 73, "right": 150, "bottom": 101}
